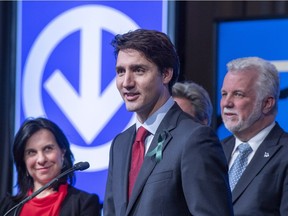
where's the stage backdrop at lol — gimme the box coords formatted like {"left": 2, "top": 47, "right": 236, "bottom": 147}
{"left": 16, "top": 0, "right": 168, "bottom": 201}
{"left": 216, "top": 18, "right": 288, "bottom": 140}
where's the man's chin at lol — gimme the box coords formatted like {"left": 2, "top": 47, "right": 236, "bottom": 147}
{"left": 224, "top": 122, "right": 241, "bottom": 133}
{"left": 125, "top": 104, "right": 138, "bottom": 112}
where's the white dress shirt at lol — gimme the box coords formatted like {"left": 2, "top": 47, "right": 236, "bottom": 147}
{"left": 229, "top": 122, "right": 276, "bottom": 169}
{"left": 135, "top": 97, "right": 174, "bottom": 154}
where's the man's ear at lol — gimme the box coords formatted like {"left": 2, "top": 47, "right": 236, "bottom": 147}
{"left": 162, "top": 68, "right": 173, "bottom": 84}
{"left": 262, "top": 96, "right": 275, "bottom": 114}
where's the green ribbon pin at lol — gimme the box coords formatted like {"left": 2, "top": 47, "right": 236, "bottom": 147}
{"left": 147, "top": 132, "right": 167, "bottom": 162}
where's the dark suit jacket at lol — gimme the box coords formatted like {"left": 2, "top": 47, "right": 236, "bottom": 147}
{"left": 222, "top": 123, "right": 288, "bottom": 216}
{"left": 104, "top": 104, "right": 233, "bottom": 216}
{"left": 0, "top": 185, "right": 101, "bottom": 216}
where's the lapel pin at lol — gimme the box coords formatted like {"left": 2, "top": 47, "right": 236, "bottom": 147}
{"left": 147, "top": 131, "right": 167, "bottom": 162}
{"left": 264, "top": 152, "right": 269, "bottom": 158}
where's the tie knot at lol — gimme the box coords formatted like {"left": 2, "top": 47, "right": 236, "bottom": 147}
{"left": 135, "top": 126, "right": 149, "bottom": 142}
{"left": 237, "top": 143, "right": 252, "bottom": 155}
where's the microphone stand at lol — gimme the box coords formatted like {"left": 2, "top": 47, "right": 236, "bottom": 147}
{"left": 3, "top": 161, "right": 89, "bottom": 216}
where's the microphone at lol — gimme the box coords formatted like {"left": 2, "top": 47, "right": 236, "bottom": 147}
{"left": 73, "top": 161, "right": 90, "bottom": 171}
{"left": 3, "top": 161, "right": 90, "bottom": 216}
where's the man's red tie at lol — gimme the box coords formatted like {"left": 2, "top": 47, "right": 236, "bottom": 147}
{"left": 128, "top": 126, "right": 149, "bottom": 198}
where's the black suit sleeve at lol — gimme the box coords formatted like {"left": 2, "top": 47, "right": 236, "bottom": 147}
{"left": 60, "top": 186, "right": 101, "bottom": 216}
{"left": 0, "top": 194, "right": 17, "bottom": 216}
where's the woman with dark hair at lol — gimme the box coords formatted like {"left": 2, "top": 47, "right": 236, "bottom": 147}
{"left": 0, "top": 117, "right": 100, "bottom": 216}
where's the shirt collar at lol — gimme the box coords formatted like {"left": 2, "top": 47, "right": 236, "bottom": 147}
{"left": 233, "top": 121, "right": 275, "bottom": 153}
{"left": 136, "top": 97, "right": 174, "bottom": 135}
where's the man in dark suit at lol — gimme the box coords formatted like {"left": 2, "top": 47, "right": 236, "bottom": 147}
{"left": 103, "top": 29, "right": 233, "bottom": 216}
{"left": 220, "top": 57, "right": 288, "bottom": 215}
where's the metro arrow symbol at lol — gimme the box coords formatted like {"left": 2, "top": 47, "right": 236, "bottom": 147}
{"left": 45, "top": 73, "right": 122, "bottom": 144}
{"left": 44, "top": 25, "right": 122, "bottom": 143}
{"left": 22, "top": 5, "right": 139, "bottom": 170}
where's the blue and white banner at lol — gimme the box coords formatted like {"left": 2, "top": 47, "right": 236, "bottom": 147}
{"left": 216, "top": 18, "right": 288, "bottom": 139}
{"left": 16, "top": 0, "right": 167, "bottom": 201}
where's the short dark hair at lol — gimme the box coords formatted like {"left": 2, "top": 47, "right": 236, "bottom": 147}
{"left": 12, "top": 117, "right": 75, "bottom": 201}
{"left": 111, "top": 29, "right": 180, "bottom": 93}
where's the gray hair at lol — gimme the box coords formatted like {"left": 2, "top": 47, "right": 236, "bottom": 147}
{"left": 227, "top": 57, "right": 279, "bottom": 114}
{"left": 172, "top": 81, "right": 213, "bottom": 125}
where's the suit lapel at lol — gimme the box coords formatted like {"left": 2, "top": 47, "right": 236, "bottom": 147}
{"left": 117, "top": 125, "right": 136, "bottom": 214}
{"left": 232, "top": 124, "right": 284, "bottom": 202}
{"left": 222, "top": 137, "right": 235, "bottom": 162}
{"left": 125, "top": 104, "right": 179, "bottom": 215}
